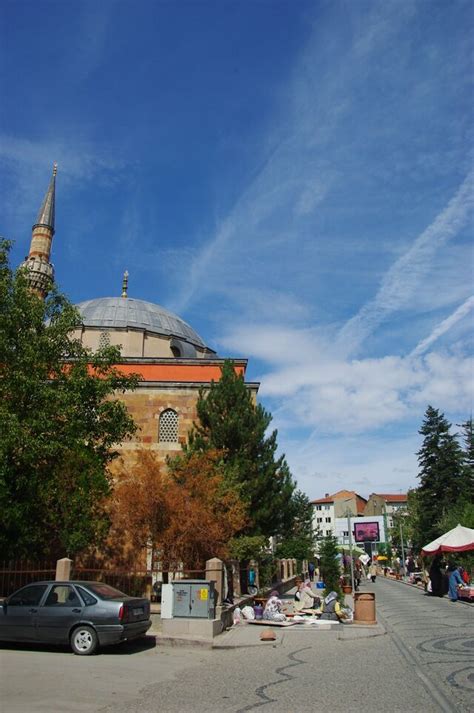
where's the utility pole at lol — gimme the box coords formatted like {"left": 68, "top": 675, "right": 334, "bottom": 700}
{"left": 400, "top": 520, "right": 406, "bottom": 581}
{"left": 347, "top": 510, "right": 355, "bottom": 592}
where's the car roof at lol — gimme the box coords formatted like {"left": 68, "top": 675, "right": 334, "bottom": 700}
{"left": 20, "top": 581, "right": 113, "bottom": 587}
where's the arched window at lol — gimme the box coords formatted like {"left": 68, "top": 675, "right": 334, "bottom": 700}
{"left": 159, "top": 409, "right": 179, "bottom": 442}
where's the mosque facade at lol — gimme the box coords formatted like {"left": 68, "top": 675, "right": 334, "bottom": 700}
{"left": 22, "top": 166, "right": 259, "bottom": 463}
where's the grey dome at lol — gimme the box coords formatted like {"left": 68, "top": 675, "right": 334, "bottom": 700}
{"left": 76, "top": 297, "right": 208, "bottom": 349}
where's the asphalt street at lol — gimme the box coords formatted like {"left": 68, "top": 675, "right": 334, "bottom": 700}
{"left": 0, "top": 577, "right": 472, "bottom": 713}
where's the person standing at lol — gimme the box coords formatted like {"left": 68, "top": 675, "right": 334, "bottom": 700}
{"left": 429, "top": 555, "right": 444, "bottom": 597}
{"left": 354, "top": 562, "right": 362, "bottom": 591}
{"left": 369, "top": 561, "right": 377, "bottom": 583}
{"left": 308, "top": 561, "right": 315, "bottom": 581}
{"left": 448, "top": 565, "right": 464, "bottom": 602}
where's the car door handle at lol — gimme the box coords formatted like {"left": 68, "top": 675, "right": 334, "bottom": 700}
{"left": 29, "top": 608, "right": 38, "bottom": 613}
{"left": 72, "top": 608, "right": 81, "bottom": 613}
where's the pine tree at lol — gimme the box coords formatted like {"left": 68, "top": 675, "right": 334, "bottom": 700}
{"left": 459, "top": 418, "right": 474, "bottom": 501}
{"left": 318, "top": 535, "right": 342, "bottom": 596}
{"left": 416, "top": 405, "right": 464, "bottom": 545}
{"left": 275, "top": 490, "right": 317, "bottom": 560}
{"left": 183, "top": 360, "right": 296, "bottom": 538}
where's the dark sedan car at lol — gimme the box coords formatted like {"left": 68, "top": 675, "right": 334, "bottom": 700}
{"left": 0, "top": 581, "right": 152, "bottom": 655}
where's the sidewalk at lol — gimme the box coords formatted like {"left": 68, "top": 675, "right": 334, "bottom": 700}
{"left": 151, "top": 582, "right": 386, "bottom": 648}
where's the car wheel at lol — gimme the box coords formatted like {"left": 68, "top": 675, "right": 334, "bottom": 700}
{"left": 70, "top": 625, "right": 98, "bottom": 656}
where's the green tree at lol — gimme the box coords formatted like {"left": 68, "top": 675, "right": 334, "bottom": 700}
{"left": 0, "top": 239, "right": 138, "bottom": 558}
{"left": 275, "top": 490, "right": 317, "bottom": 561}
{"left": 415, "top": 405, "right": 465, "bottom": 546}
{"left": 459, "top": 418, "right": 474, "bottom": 501}
{"left": 183, "top": 360, "right": 296, "bottom": 538}
{"left": 318, "top": 534, "right": 342, "bottom": 596}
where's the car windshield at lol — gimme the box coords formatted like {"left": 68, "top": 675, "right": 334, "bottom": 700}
{"left": 83, "top": 583, "right": 128, "bottom": 599}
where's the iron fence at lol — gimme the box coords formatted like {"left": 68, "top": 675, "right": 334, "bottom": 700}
{"left": 0, "top": 561, "right": 56, "bottom": 597}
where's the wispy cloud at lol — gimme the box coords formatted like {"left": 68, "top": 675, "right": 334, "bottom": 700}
{"left": 0, "top": 134, "right": 127, "bottom": 224}
{"left": 411, "top": 295, "right": 474, "bottom": 357}
{"left": 337, "top": 171, "right": 474, "bottom": 354}
{"left": 168, "top": 1, "right": 418, "bottom": 318}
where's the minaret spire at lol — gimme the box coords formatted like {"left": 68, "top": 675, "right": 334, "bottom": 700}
{"left": 21, "top": 164, "right": 57, "bottom": 298}
{"left": 34, "top": 162, "right": 57, "bottom": 235}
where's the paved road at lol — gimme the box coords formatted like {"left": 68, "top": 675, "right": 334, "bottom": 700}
{"left": 375, "top": 576, "right": 474, "bottom": 713}
{"left": 1, "top": 578, "right": 472, "bottom": 713}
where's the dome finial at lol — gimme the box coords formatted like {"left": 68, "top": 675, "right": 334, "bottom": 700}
{"left": 53, "top": 162, "right": 58, "bottom": 177}
{"left": 121, "top": 270, "right": 129, "bottom": 298}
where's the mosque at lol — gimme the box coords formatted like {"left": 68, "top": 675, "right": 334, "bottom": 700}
{"left": 21, "top": 165, "right": 259, "bottom": 463}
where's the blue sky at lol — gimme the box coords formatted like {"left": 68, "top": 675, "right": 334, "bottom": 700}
{"left": 1, "top": 0, "right": 473, "bottom": 499}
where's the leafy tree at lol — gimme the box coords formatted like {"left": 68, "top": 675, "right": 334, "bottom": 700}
{"left": 437, "top": 500, "right": 474, "bottom": 533}
{"left": 318, "top": 534, "right": 342, "bottom": 596}
{"left": 183, "top": 360, "right": 296, "bottom": 538}
{"left": 275, "top": 490, "right": 317, "bottom": 560}
{"left": 415, "top": 405, "right": 465, "bottom": 546}
{"left": 109, "top": 450, "right": 247, "bottom": 568}
{"left": 0, "top": 239, "right": 138, "bottom": 558}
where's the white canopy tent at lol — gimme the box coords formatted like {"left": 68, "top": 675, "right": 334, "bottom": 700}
{"left": 421, "top": 524, "right": 474, "bottom": 556}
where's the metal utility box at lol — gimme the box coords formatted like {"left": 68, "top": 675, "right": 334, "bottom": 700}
{"left": 165, "top": 580, "right": 216, "bottom": 619}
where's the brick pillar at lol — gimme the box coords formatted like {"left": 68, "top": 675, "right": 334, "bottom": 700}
{"left": 206, "top": 557, "right": 224, "bottom": 606}
{"left": 56, "top": 557, "right": 72, "bottom": 581}
{"left": 282, "top": 559, "right": 289, "bottom": 580}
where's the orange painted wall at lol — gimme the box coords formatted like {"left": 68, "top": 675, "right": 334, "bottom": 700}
{"left": 114, "top": 362, "right": 246, "bottom": 383}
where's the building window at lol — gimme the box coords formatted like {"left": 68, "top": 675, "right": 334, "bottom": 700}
{"left": 324, "top": 505, "right": 331, "bottom": 510}
{"left": 325, "top": 530, "right": 332, "bottom": 536}
{"left": 317, "top": 517, "right": 323, "bottom": 523}
{"left": 98, "top": 331, "right": 111, "bottom": 349}
{"left": 343, "top": 530, "right": 349, "bottom": 537}
{"left": 325, "top": 517, "right": 331, "bottom": 523}
{"left": 316, "top": 505, "right": 322, "bottom": 510}
{"left": 159, "top": 409, "right": 179, "bottom": 442}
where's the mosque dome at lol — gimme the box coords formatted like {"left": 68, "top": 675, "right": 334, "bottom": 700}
{"left": 75, "top": 297, "right": 213, "bottom": 358}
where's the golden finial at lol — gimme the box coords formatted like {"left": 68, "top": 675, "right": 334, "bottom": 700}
{"left": 53, "top": 162, "right": 58, "bottom": 177}
{"left": 121, "top": 270, "right": 129, "bottom": 298}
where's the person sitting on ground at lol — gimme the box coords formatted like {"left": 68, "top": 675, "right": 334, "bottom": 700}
{"left": 263, "top": 590, "right": 287, "bottom": 622}
{"left": 320, "top": 591, "right": 343, "bottom": 621}
{"left": 294, "top": 580, "right": 320, "bottom": 613}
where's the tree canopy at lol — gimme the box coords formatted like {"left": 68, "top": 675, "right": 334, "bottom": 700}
{"left": 0, "top": 239, "right": 138, "bottom": 558}
{"left": 183, "top": 360, "right": 296, "bottom": 539}
{"left": 414, "top": 405, "right": 471, "bottom": 549}
{"left": 109, "top": 450, "right": 247, "bottom": 567}
{"left": 275, "top": 490, "right": 317, "bottom": 561}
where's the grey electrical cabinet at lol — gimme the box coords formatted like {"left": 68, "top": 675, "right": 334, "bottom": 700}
{"left": 171, "top": 580, "right": 216, "bottom": 619}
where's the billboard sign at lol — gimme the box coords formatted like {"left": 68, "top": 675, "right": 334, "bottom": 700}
{"left": 354, "top": 521, "right": 380, "bottom": 542}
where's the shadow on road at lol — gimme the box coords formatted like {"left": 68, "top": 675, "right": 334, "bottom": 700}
{"left": 0, "top": 635, "right": 157, "bottom": 656}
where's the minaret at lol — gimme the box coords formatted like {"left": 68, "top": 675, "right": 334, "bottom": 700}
{"left": 21, "top": 163, "right": 57, "bottom": 298}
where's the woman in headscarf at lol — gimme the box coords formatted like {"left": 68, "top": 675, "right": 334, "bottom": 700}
{"left": 320, "top": 591, "right": 343, "bottom": 621}
{"left": 429, "top": 555, "right": 444, "bottom": 597}
{"left": 294, "top": 580, "right": 320, "bottom": 613}
{"left": 263, "top": 590, "right": 286, "bottom": 622}
{"left": 448, "top": 565, "right": 464, "bottom": 602}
